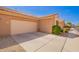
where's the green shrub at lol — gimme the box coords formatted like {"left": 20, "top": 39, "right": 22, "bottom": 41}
{"left": 66, "top": 22, "right": 72, "bottom": 27}
{"left": 63, "top": 26, "right": 70, "bottom": 33}
{"left": 52, "top": 25, "right": 63, "bottom": 35}
{"left": 63, "top": 28, "right": 69, "bottom": 33}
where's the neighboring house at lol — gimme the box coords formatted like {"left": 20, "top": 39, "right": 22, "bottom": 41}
{"left": 0, "top": 7, "right": 65, "bottom": 36}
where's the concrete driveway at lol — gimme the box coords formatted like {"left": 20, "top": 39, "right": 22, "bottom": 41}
{"left": 12, "top": 32, "right": 67, "bottom": 52}
{"left": 62, "top": 28, "right": 79, "bottom": 52}
{"left": 0, "top": 36, "right": 25, "bottom": 52}
{"left": 12, "top": 28, "right": 79, "bottom": 52}
{"left": 0, "top": 28, "right": 79, "bottom": 52}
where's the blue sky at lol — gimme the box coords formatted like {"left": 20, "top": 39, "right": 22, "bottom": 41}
{"left": 6, "top": 6, "right": 79, "bottom": 25}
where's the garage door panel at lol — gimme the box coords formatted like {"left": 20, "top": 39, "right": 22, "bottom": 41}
{"left": 11, "top": 20, "right": 37, "bottom": 35}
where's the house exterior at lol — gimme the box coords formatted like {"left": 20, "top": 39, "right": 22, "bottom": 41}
{"left": 38, "top": 14, "right": 57, "bottom": 33}
{"left": 0, "top": 7, "right": 65, "bottom": 36}
{"left": 57, "top": 19, "right": 65, "bottom": 29}
{"left": 38, "top": 14, "right": 65, "bottom": 33}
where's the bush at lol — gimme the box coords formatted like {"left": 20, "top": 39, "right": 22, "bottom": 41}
{"left": 52, "top": 25, "right": 63, "bottom": 35}
{"left": 63, "top": 26, "right": 70, "bottom": 33}
{"left": 66, "top": 22, "right": 72, "bottom": 27}
{"left": 63, "top": 28, "right": 69, "bottom": 33}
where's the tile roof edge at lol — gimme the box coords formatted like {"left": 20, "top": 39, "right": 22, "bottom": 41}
{"left": 0, "top": 6, "right": 39, "bottom": 19}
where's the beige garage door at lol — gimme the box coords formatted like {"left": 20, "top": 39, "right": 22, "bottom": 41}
{"left": 11, "top": 20, "right": 37, "bottom": 35}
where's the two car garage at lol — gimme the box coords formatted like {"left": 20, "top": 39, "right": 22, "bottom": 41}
{"left": 0, "top": 12, "right": 38, "bottom": 36}
{"left": 11, "top": 20, "right": 37, "bottom": 35}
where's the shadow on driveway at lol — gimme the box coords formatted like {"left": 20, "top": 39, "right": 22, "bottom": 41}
{"left": 0, "top": 32, "right": 48, "bottom": 49}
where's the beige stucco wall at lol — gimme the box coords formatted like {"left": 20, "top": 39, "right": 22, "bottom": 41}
{"left": 39, "top": 16, "right": 56, "bottom": 33}
{"left": 38, "top": 14, "right": 65, "bottom": 34}
{"left": 0, "top": 14, "right": 10, "bottom": 36}
{"left": 58, "top": 20, "right": 65, "bottom": 29}
{"left": 11, "top": 20, "right": 37, "bottom": 35}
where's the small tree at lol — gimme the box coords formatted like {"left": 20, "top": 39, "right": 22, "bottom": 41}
{"left": 52, "top": 25, "right": 63, "bottom": 35}
{"left": 52, "top": 20, "right": 63, "bottom": 35}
